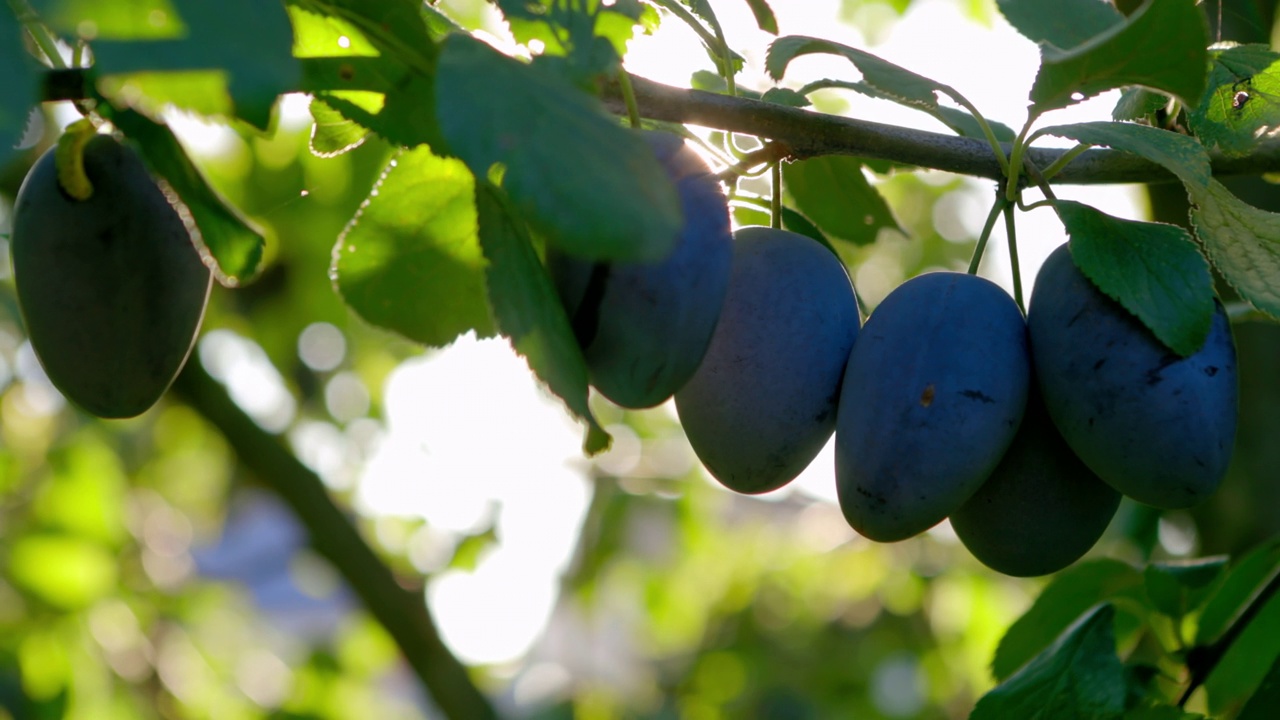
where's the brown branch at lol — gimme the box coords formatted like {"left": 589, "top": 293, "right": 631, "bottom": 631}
{"left": 170, "top": 360, "right": 499, "bottom": 720}
{"left": 606, "top": 74, "right": 1280, "bottom": 185}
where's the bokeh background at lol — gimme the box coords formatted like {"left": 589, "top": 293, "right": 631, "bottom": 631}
{"left": 2, "top": 0, "right": 1279, "bottom": 717}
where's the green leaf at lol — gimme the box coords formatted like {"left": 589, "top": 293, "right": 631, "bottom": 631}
{"left": 33, "top": 0, "right": 185, "bottom": 39}
{"left": 9, "top": 534, "right": 118, "bottom": 610}
{"left": 1188, "top": 44, "right": 1280, "bottom": 157}
{"left": 1239, "top": 655, "right": 1280, "bottom": 720}
{"left": 1143, "top": 557, "right": 1228, "bottom": 620}
{"left": 1029, "top": 0, "right": 1208, "bottom": 116}
{"left": 767, "top": 35, "right": 959, "bottom": 115}
{"left": 760, "top": 87, "right": 810, "bottom": 108}
{"left": 781, "top": 155, "right": 899, "bottom": 246}
{"left": 1204, "top": 589, "right": 1280, "bottom": 714}
{"left": 495, "top": 0, "right": 647, "bottom": 84}
{"left": 797, "top": 78, "right": 1016, "bottom": 142}
{"left": 447, "top": 521, "right": 498, "bottom": 572}
{"left": 1190, "top": 179, "right": 1280, "bottom": 319}
{"left": 475, "top": 183, "right": 610, "bottom": 455}
{"left": 435, "top": 33, "right": 682, "bottom": 262}
{"left": 1123, "top": 708, "right": 1205, "bottom": 720}
{"left": 309, "top": 96, "right": 368, "bottom": 157}
{"left": 111, "top": 109, "right": 265, "bottom": 285}
{"left": 1037, "top": 121, "right": 1211, "bottom": 194}
{"left": 1, "top": 9, "right": 40, "bottom": 169}
{"left": 1195, "top": 539, "right": 1280, "bottom": 646}
{"left": 81, "top": 0, "right": 299, "bottom": 129}
{"left": 1112, "top": 87, "right": 1170, "bottom": 123}
{"left": 1055, "top": 200, "right": 1214, "bottom": 357}
{"left": 742, "top": 0, "right": 777, "bottom": 34}
{"left": 993, "top": 559, "right": 1142, "bottom": 681}
{"left": 96, "top": 71, "right": 236, "bottom": 121}
{"left": 290, "top": 0, "right": 443, "bottom": 148}
{"left": 333, "top": 148, "right": 496, "bottom": 347}
{"left": 973, "top": 604, "right": 1126, "bottom": 720}
{"left": 995, "top": 0, "right": 1122, "bottom": 50}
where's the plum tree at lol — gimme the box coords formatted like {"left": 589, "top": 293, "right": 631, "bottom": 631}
{"left": 10, "top": 133, "right": 212, "bottom": 418}
{"left": 674, "top": 226, "right": 860, "bottom": 494}
{"left": 1028, "top": 243, "right": 1238, "bottom": 509}
{"left": 950, "top": 383, "right": 1122, "bottom": 577}
{"left": 547, "top": 131, "right": 733, "bottom": 409}
{"left": 835, "top": 272, "right": 1030, "bottom": 542}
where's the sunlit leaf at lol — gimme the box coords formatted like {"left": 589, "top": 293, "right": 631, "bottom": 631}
{"left": 1196, "top": 539, "right": 1280, "bottom": 645}
{"left": 1203, "top": 588, "right": 1280, "bottom": 714}
{"left": 475, "top": 183, "right": 609, "bottom": 454}
{"left": 111, "top": 109, "right": 265, "bottom": 285}
{"left": 993, "top": 558, "right": 1142, "bottom": 680}
{"left": 436, "top": 34, "right": 682, "bottom": 262}
{"left": 1142, "top": 556, "right": 1228, "bottom": 620}
{"left": 1029, "top": 0, "right": 1207, "bottom": 115}
{"left": 996, "top": 0, "right": 1121, "bottom": 50}
{"left": 1037, "top": 120, "right": 1210, "bottom": 193}
{"left": 1056, "top": 201, "right": 1214, "bottom": 357}
{"left": 1190, "top": 179, "right": 1280, "bottom": 319}
{"left": 782, "top": 155, "right": 899, "bottom": 246}
{"left": 33, "top": 0, "right": 185, "bottom": 39}
{"left": 1189, "top": 44, "right": 1280, "bottom": 157}
{"left": 309, "top": 96, "right": 368, "bottom": 157}
{"left": 974, "top": 604, "right": 1126, "bottom": 720}
{"left": 9, "top": 534, "right": 118, "bottom": 610}
{"left": 1239, "top": 655, "right": 1280, "bottom": 720}
{"left": 333, "top": 147, "right": 495, "bottom": 347}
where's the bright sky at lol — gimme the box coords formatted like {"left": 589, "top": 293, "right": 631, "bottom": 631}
{"left": 173, "top": 0, "right": 1150, "bottom": 673}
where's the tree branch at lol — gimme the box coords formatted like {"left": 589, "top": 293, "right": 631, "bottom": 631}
{"left": 170, "top": 360, "right": 499, "bottom": 720}
{"left": 1179, "top": 566, "right": 1280, "bottom": 706}
{"left": 606, "top": 74, "right": 1280, "bottom": 185}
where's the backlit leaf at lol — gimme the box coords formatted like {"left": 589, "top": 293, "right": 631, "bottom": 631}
{"left": 1190, "top": 179, "right": 1280, "bottom": 319}
{"left": 782, "top": 155, "right": 899, "bottom": 246}
{"left": 996, "top": 0, "right": 1121, "bottom": 50}
{"left": 1189, "top": 44, "right": 1280, "bottom": 157}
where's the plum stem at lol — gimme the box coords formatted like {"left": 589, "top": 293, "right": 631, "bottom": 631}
{"left": 770, "top": 161, "right": 782, "bottom": 229}
{"left": 968, "top": 193, "right": 1008, "bottom": 276}
{"left": 1003, "top": 203, "right": 1025, "bottom": 312}
{"left": 618, "top": 68, "right": 642, "bottom": 129}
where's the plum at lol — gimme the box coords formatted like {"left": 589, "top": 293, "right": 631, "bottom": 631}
{"left": 11, "top": 133, "right": 212, "bottom": 418}
{"left": 548, "top": 131, "right": 733, "bottom": 409}
{"left": 836, "top": 272, "right": 1030, "bottom": 542}
{"left": 1027, "top": 243, "right": 1237, "bottom": 508}
{"left": 674, "top": 226, "right": 860, "bottom": 494}
{"left": 950, "top": 383, "right": 1121, "bottom": 577}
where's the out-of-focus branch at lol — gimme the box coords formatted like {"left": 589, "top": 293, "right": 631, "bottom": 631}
{"left": 170, "top": 360, "right": 499, "bottom": 720}
{"left": 604, "top": 74, "right": 1280, "bottom": 185}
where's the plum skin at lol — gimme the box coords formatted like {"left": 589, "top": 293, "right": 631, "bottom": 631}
{"left": 950, "top": 382, "right": 1121, "bottom": 577}
{"left": 675, "top": 226, "right": 860, "bottom": 494}
{"left": 1027, "top": 243, "right": 1237, "bottom": 509}
{"left": 548, "top": 131, "right": 733, "bottom": 409}
{"left": 835, "top": 271, "right": 1030, "bottom": 543}
{"left": 11, "top": 133, "right": 212, "bottom": 418}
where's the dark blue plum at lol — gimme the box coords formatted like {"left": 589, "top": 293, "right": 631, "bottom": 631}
{"left": 836, "top": 272, "right": 1030, "bottom": 542}
{"left": 548, "top": 131, "right": 732, "bottom": 409}
{"left": 11, "top": 134, "right": 212, "bottom": 418}
{"left": 1027, "top": 243, "right": 1237, "bottom": 509}
{"left": 675, "top": 226, "right": 860, "bottom": 494}
{"left": 950, "top": 383, "right": 1121, "bottom": 577}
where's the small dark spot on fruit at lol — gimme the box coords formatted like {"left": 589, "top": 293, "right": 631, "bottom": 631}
{"left": 1093, "top": 358, "right": 1106, "bottom": 371}
{"left": 1204, "top": 365, "right": 1219, "bottom": 377}
{"left": 960, "top": 389, "right": 994, "bottom": 404}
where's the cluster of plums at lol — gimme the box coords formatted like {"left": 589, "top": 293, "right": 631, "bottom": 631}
{"left": 557, "top": 131, "right": 1239, "bottom": 577}
{"left": 10, "top": 134, "right": 211, "bottom": 418}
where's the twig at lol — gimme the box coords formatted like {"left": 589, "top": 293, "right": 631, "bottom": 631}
{"left": 170, "top": 360, "right": 499, "bottom": 720}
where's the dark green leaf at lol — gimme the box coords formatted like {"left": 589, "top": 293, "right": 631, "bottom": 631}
{"left": 996, "top": 0, "right": 1122, "bottom": 50}
{"left": 760, "top": 87, "right": 810, "bottom": 107}
{"left": 1238, "top": 655, "right": 1280, "bottom": 720}
{"left": 1029, "top": 0, "right": 1208, "bottom": 115}
{"left": 993, "top": 559, "right": 1142, "bottom": 681}
{"left": 1, "top": 9, "right": 40, "bottom": 169}
{"left": 333, "top": 148, "right": 495, "bottom": 347}
{"left": 973, "top": 604, "right": 1126, "bottom": 720}
{"left": 768, "top": 35, "right": 957, "bottom": 115}
{"left": 797, "top": 78, "right": 1016, "bottom": 142}
{"left": 1190, "top": 179, "right": 1280, "bottom": 319}
{"left": 111, "top": 109, "right": 265, "bottom": 285}
{"left": 1143, "top": 557, "right": 1228, "bottom": 620}
{"left": 1112, "top": 87, "right": 1170, "bottom": 122}
{"left": 309, "top": 96, "right": 368, "bottom": 157}
{"left": 436, "top": 34, "right": 682, "bottom": 262}
{"left": 475, "top": 183, "right": 609, "bottom": 455}
{"left": 782, "top": 156, "right": 899, "bottom": 246}
{"left": 1204, "top": 589, "right": 1280, "bottom": 714}
{"left": 1196, "top": 540, "right": 1280, "bottom": 646}
{"left": 1056, "top": 200, "right": 1214, "bottom": 357}
{"left": 742, "top": 0, "right": 777, "bottom": 34}
{"left": 1189, "top": 44, "right": 1280, "bottom": 157}
{"left": 1122, "top": 708, "right": 1205, "bottom": 720}
{"left": 1037, "top": 121, "right": 1211, "bottom": 193}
